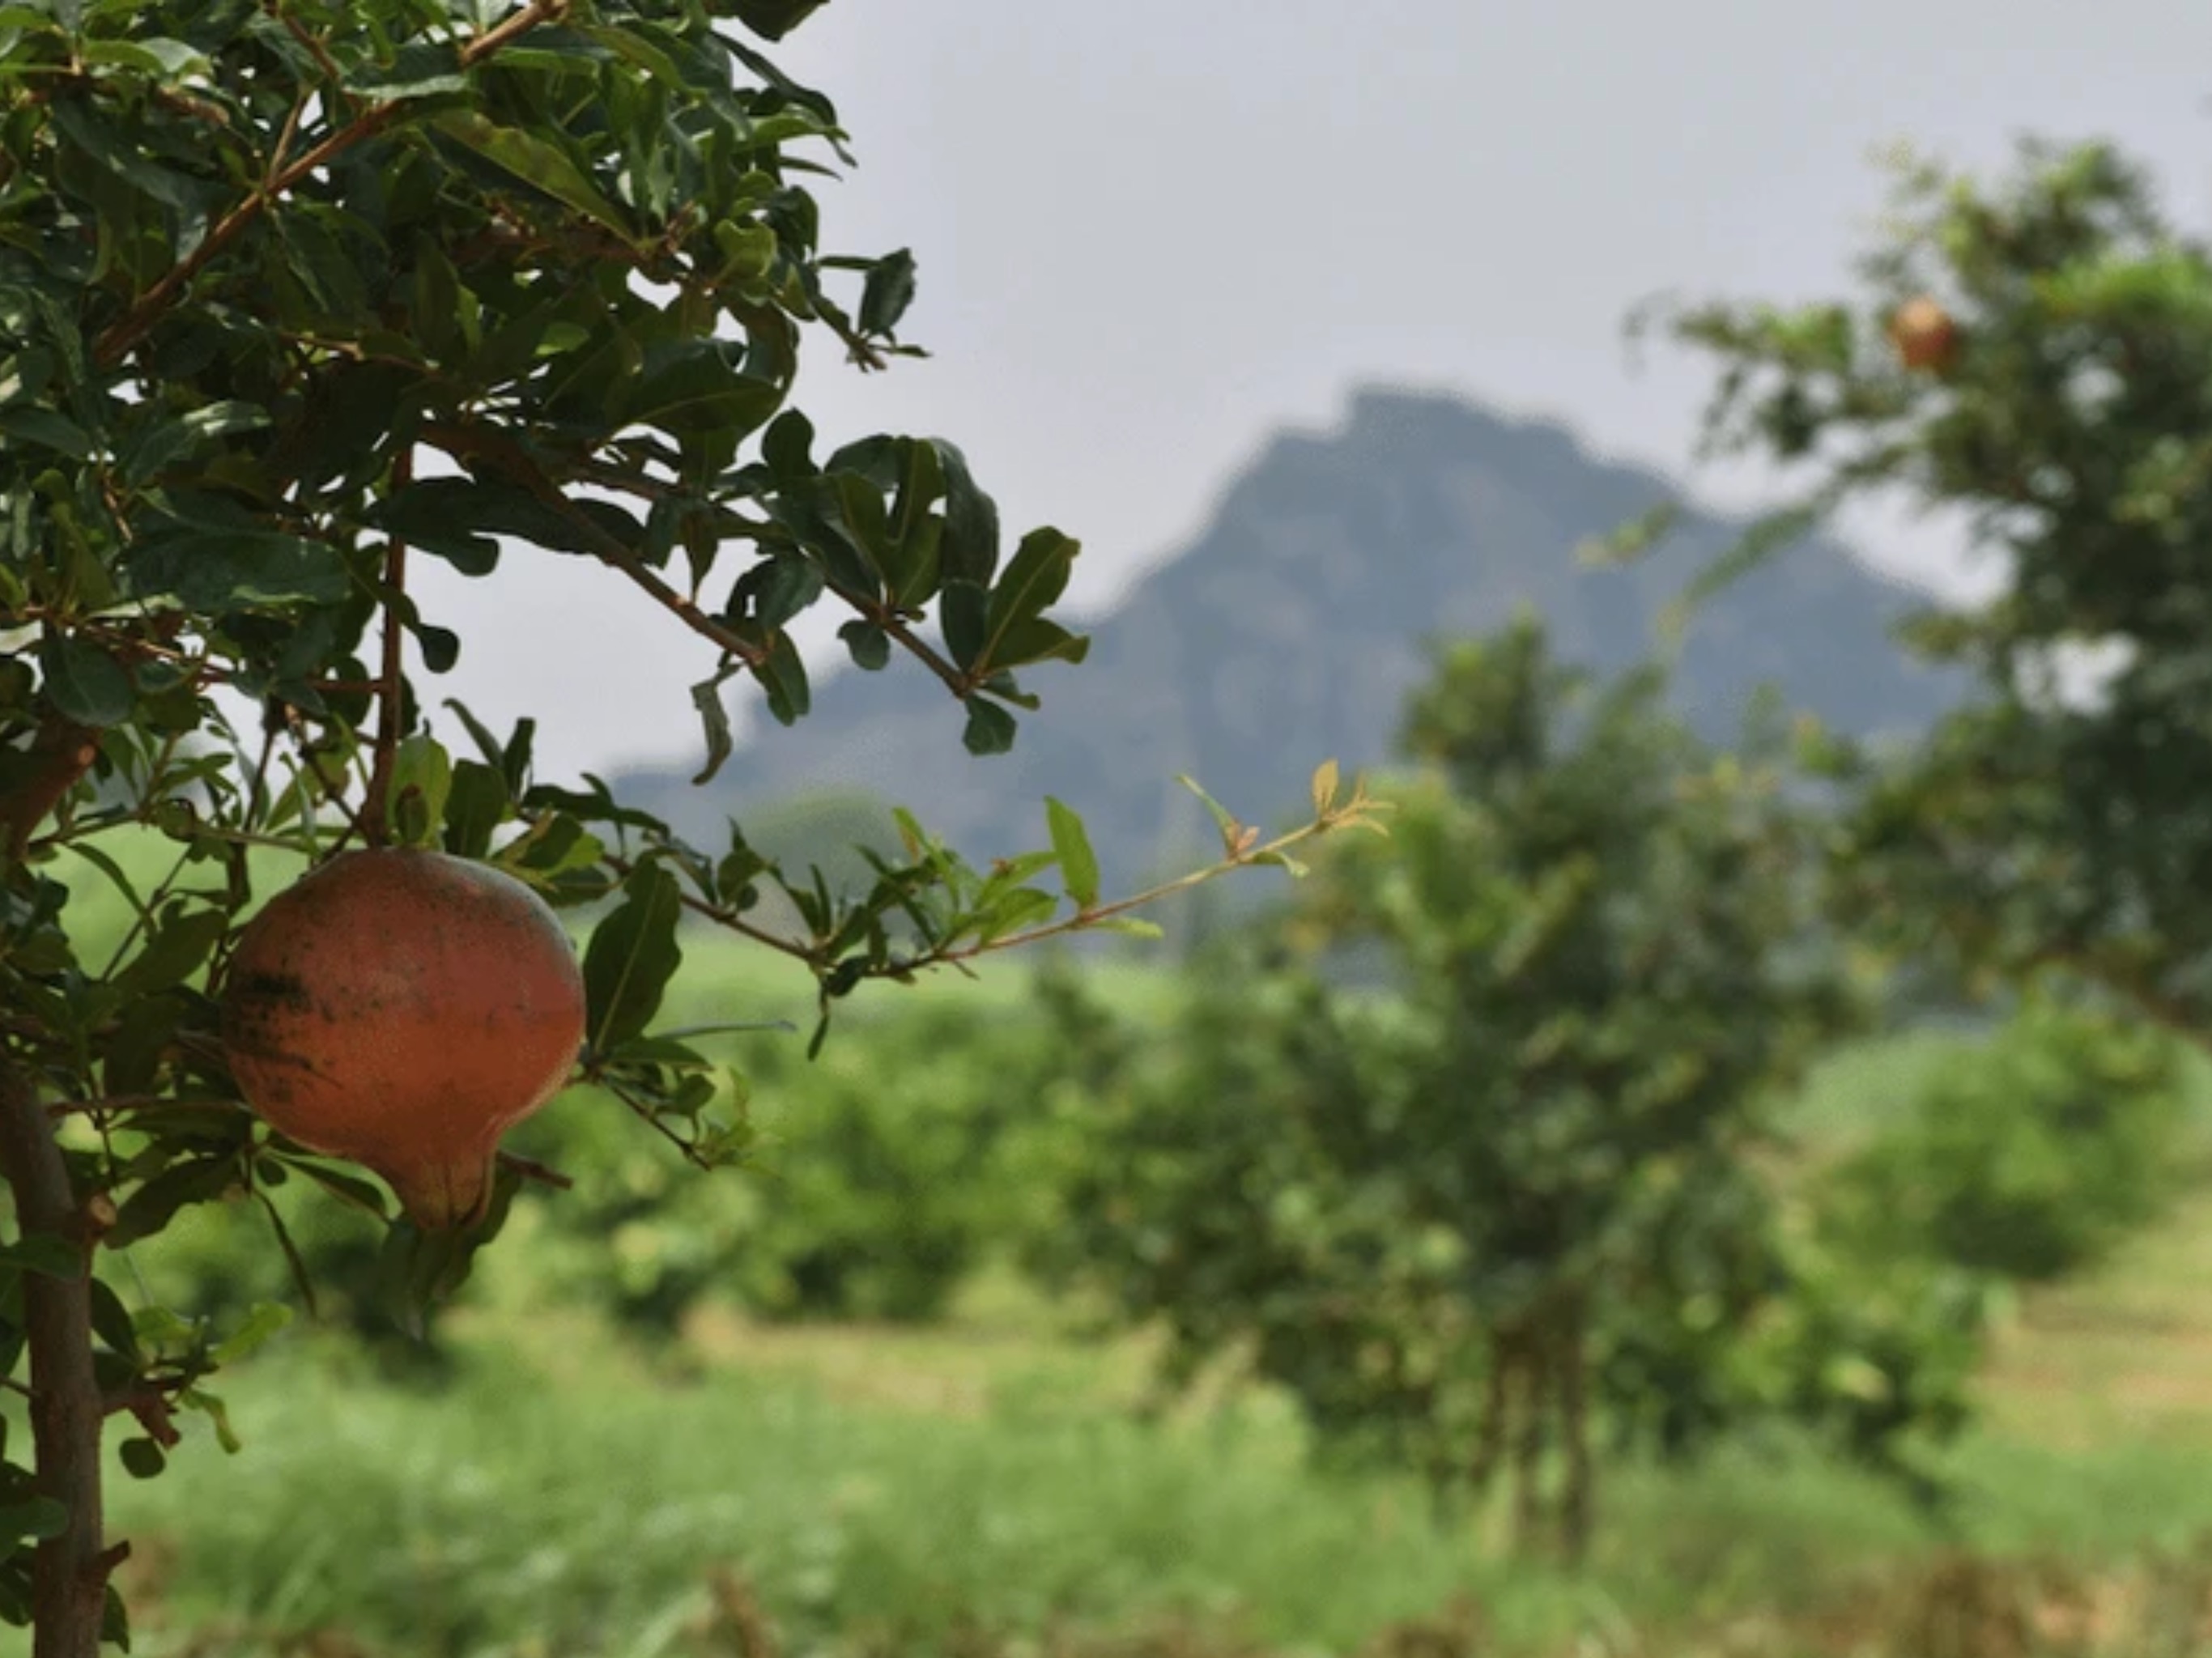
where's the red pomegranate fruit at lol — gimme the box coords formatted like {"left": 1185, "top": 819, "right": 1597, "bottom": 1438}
{"left": 1888, "top": 295, "right": 1961, "bottom": 373}
{"left": 219, "top": 848, "right": 588, "bottom": 1230}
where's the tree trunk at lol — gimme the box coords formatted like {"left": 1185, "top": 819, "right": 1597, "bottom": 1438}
{"left": 1510, "top": 1331, "right": 1550, "bottom": 1554}
{"left": 1556, "top": 1300, "right": 1594, "bottom": 1567}
{"left": 1466, "top": 1333, "right": 1512, "bottom": 1499}
{"left": 0, "top": 1055, "right": 115, "bottom": 1658}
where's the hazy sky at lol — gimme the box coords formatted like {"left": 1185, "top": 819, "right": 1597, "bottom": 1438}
{"left": 412, "top": 2, "right": 2212, "bottom": 781}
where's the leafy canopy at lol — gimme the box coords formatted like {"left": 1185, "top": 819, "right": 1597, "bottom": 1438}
{"left": 1650, "top": 138, "right": 2212, "bottom": 1041}
{"left": 0, "top": 4, "right": 1376, "bottom": 1647}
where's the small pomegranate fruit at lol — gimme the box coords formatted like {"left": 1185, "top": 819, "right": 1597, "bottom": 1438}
{"left": 220, "top": 848, "right": 587, "bottom": 1230}
{"left": 1888, "top": 295, "right": 1960, "bottom": 373}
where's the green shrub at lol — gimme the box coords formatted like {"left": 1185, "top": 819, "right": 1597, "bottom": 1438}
{"left": 1824, "top": 997, "right": 2198, "bottom": 1282}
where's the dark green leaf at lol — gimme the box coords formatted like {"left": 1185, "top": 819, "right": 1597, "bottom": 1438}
{"left": 0, "top": 406, "right": 91, "bottom": 458}
{"left": 0, "top": 1498, "right": 66, "bottom": 1545}
{"left": 0, "top": 1235, "right": 80, "bottom": 1280}
{"left": 838, "top": 619, "right": 891, "bottom": 670}
{"left": 119, "top": 1438, "right": 165, "bottom": 1480}
{"left": 410, "top": 622, "right": 460, "bottom": 674}
{"left": 39, "top": 636, "right": 133, "bottom": 726}
{"left": 432, "top": 112, "right": 638, "bottom": 245}
{"left": 859, "top": 248, "right": 917, "bottom": 338}
{"left": 726, "top": 0, "right": 831, "bottom": 40}
{"left": 762, "top": 408, "right": 815, "bottom": 480}
{"left": 584, "top": 860, "right": 685, "bottom": 1054}
{"left": 127, "top": 530, "right": 351, "bottom": 610}
{"left": 987, "top": 616, "right": 1091, "bottom": 672}
{"left": 939, "top": 579, "right": 988, "bottom": 670}
{"left": 930, "top": 440, "right": 1000, "bottom": 585}
{"left": 985, "top": 526, "right": 1078, "bottom": 636}
{"left": 963, "top": 699, "right": 1018, "bottom": 757}
{"left": 441, "top": 759, "right": 508, "bottom": 860}
{"left": 751, "top": 631, "right": 810, "bottom": 727}
{"left": 113, "top": 906, "right": 225, "bottom": 994}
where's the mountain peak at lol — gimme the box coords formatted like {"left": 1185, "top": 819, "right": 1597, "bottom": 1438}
{"left": 615, "top": 388, "right": 1962, "bottom": 885}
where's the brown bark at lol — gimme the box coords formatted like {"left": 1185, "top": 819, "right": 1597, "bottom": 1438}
{"left": 1468, "top": 1329, "right": 1513, "bottom": 1496}
{"left": 1556, "top": 1301, "right": 1595, "bottom": 1566}
{"left": 0, "top": 1055, "right": 115, "bottom": 1657}
{"left": 1510, "top": 1331, "right": 1550, "bottom": 1553}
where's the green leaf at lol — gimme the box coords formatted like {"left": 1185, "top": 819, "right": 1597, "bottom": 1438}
{"left": 113, "top": 905, "right": 225, "bottom": 994}
{"left": 0, "top": 1234, "right": 81, "bottom": 1280}
{"left": 211, "top": 1301, "right": 292, "bottom": 1365}
{"left": 1091, "top": 916, "right": 1165, "bottom": 940}
{"left": 838, "top": 619, "right": 891, "bottom": 670}
{"left": 0, "top": 1498, "right": 66, "bottom": 1546}
{"left": 726, "top": 0, "right": 831, "bottom": 40}
{"left": 584, "top": 860, "right": 685, "bottom": 1055}
{"left": 0, "top": 406, "right": 91, "bottom": 458}
{"left": 963, "top": 699, "right": 1018, "bottom": 757}
{"left": 939, "top": 579, "right": 988, "bottom": 670}
{"left": 986, "top": 616, "right": 1090, "bottom": 672}
{"left": 750, "top": 631, "right": 810, "bottom": 727}
{"left": 762, "top": 408, "right": 815, "bottom": 480}
{"left": 79, "top": 36, "right": 210, "bottom": 81}
{"left": 118, "top": 1438, "right": 165, "bottom": 1480}
{"left": 179, "top": 1388, "right": 242, "bottom": 1454}
{"left": 282, "top": 1158, "right": 389, "bottom": 1221}
{"left": 930, "top": 440, "right": 1001, "bottom": 585}
{"left": 127, "top": 530, "right": 350, "bottom": 610}
{"left": 432, "top": 112, "right": 639, "bottom": 246}
{"left": 619, "top": 340, "right": 784, "bottom": 440}
{"left": 106, "top": 1158, "right": 239, "bottom": 1250}
{"left": 1046, "top": 797, "right": 1100, "bottom": 910}
{"left": 410, "top": 620, "right": 460, "bottom": 674}
{"left": 87, "top": 1278, "right": 141, "bottom": 1364}
{"left": 38, "top": 635, "right": 133, "bottom": 725}
{"left": 441, "top": 759, "right": 508, "bottom": 861}
{"left": 388, "top": 733, "right": 453, "bottom": 849}
{"left": 984, "top": 526, "right": 1078, "bottom": 638}
{"left": 859, "top": 248, "right": 917, "bottom": 337}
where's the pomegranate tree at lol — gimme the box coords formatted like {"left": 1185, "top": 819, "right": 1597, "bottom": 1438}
{"left": 0, "top": 6, "right": 1368, "bottom": 1651}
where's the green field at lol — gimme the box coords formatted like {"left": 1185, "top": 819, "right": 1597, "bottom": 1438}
{"left": 68, "top": 1016, "right": 2212, "bottom": 1658}
{"left": 38, "top": 833, "right": 2212, "bottom": 1656}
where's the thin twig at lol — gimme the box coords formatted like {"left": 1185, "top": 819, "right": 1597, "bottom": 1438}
{"left": 251, "top": 1182, "right": 321, "bottom": 1324}
{"left": 600, "top": 1075, "right": 716, "bottom": 1170}
{"left": 420, "top": 420, "right": 772, "bottom": 671}
{"left": 496, "top": 1151, "right": 574, "bottom": 1192}
{"left": 364, "top": 446, "right": 413, "bottom": 848}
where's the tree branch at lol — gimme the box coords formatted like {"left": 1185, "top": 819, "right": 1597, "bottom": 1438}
{"left": 419, "top": 420, "right": 770, "bottom": 672}
{"left": 364, "top": 446, "right": 413, "bottom": 847}
{"left": 0, "top": 1053, "right": 113, "bottom": 1658}
{"left": 419, "top": 419, "right": 981, "bottom": 699}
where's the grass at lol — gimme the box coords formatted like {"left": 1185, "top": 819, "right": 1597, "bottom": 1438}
{"left": 99, "top": 1147, "right": 2212, "bottom": 1658}
{"left": 109, "top": 1325, "right": 1572, "bottom": 1658}
{"left": 38, "top": 837, "right": 2212, "bottom": 1652}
